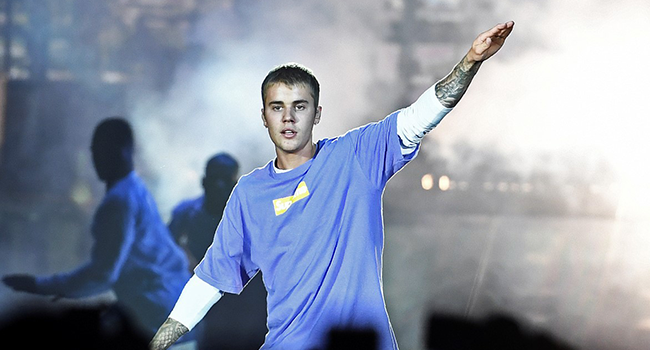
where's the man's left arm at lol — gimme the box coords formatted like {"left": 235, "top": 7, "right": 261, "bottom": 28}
{"left": 398, "top": 21, "right": 515, "bottom": 150}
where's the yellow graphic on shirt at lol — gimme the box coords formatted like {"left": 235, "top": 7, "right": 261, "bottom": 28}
{"left": 273, "top": 181, "right": 310, "bottom": 216}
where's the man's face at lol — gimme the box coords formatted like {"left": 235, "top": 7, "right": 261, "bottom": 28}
{"left": 261, "top": 83, "right": 321, "bottom": 158}
{"left": 91, "top": 140, "right": 132, "bottom": 182}
{"left": 203, "top": 172, "right": 238, "bottom": 200}
{"left": 91, "top": 144, "right": 113, "bottom": 181}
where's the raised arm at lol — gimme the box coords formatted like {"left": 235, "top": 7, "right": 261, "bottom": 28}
{"left": 435, "top": 21, "right": 514, "bottom": 108}
{"left": 397, "top": 21, "right": 514, "bottom": 151}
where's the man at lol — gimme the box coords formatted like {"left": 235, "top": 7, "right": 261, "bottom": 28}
{"left": 169, "top": 153, "right": 239, "bottom": 269}
{"left": 168, "top": 153, "right": 267, "bottom": 348}
{"left": 151, "top": 21, "right": 515, "bottom": 350}
{"left": 3, "top": 118, "right": 193, "bottom": 344}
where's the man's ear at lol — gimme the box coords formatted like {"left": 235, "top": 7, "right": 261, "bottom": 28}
{"left": 314, "top": 106, "right": 322, "bottom": 125}
{"left": 261, "top": 108, "right": 268, "bottom": 128}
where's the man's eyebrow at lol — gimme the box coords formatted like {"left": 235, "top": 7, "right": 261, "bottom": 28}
{"left": 268, "top": 99, "right": 310, "bottom": 105}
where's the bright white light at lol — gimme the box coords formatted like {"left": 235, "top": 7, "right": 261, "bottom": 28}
{"left": 432, "top": 0, "right": 650, "bottom": 221}
{"left": 421, "top": 174, "right": 434, "bottom": 191}
{"left": 439, "top": 175, "right": 450, "bottom": 191}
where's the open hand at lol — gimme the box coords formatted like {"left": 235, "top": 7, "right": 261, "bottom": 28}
{"left": 468, "top": 21, "right": 515, "bottom": 63}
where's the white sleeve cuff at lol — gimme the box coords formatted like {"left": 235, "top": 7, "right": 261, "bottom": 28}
{"left": 168, "top": 274, "right": 223, "bottom": 330}
{"left": 397, "top": 82, "right": 453, "bottom": 154}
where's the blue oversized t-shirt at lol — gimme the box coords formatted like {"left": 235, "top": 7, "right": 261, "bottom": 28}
{"left": 196, "top": 112, "right": 415, "bottom": 349}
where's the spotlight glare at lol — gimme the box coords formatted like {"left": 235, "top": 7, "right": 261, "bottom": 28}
{"left": 421, "top": 174, "right": 434, "bottom": 191}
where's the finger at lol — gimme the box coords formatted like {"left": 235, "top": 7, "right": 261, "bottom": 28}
{"left": 499, "top": 25, "right": 514, "bottom": 39}
{"left": 475, "top": 25, "right": 505, "bottom": 47}
{"left": 496, "top": 21, "right": 515, "bottom": 39}
{"left": 490, "top": 22, "right": 509, "bottom": 35}
{"left": 492, "top": 21, "right": 514, "bottom": 36}
{"left": 477, "top": 25, "right": 502, "bottom": 42}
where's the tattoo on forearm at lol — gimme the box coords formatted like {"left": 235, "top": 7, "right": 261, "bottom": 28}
{"left": 149, "top": 318, "right": 189, "bottom": 350}
{"left": 435, "top": 55, "right": 482, "bottom": 108}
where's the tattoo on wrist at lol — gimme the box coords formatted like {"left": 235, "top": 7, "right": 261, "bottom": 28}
{"left": 149, "top": 318, "right": 189, "bottom": 350}
{"left": 435, "top": 55, "right": 482, "bottom": 108}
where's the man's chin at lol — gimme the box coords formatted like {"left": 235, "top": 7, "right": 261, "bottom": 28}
{"left": 274, "top": 143, "right": 299, "bottom": 154}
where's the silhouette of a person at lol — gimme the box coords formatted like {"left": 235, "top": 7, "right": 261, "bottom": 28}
{"left": 3, "top": 117, "right": 193, "bottom": 345}
{"left": 168, "top": 154, "right": 267, "bottom": 349}
{"left": 168, "top": 153, "right": 239, "bottom": 269}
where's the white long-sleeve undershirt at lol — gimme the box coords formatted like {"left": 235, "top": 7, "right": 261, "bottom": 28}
{"left": 166, "top": 84, "right": 453, "bottom": 331}
{"left": 396, "top": 82, "right": 452, "bottom": 154}
{"left": 168, "top": 274, "right": 223, "bottom": 330}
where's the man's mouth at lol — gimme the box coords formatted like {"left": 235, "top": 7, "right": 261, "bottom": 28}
{"left": 281, "top": 129, "right": 297, "bottom": 138}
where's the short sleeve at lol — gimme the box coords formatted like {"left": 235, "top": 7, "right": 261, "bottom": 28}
{"left": 194, "top": 190, "right": 257, "bottom": 294}
{"left": 351, "top": 111, "right": 418, "bottom": 189}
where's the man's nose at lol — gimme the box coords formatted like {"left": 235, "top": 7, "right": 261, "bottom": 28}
{"left": 282, "top": 108, "right": 295, "bottom": 123}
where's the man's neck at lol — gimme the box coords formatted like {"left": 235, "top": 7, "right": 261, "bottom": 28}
{"left": 275, "top": 143, "right": 317, "bottom": 170}
{"left": 104, "top": 168, "right": 133, "bottom": 190}
{"left": 202, "top": 196, "right": 226, "bottom": 217}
